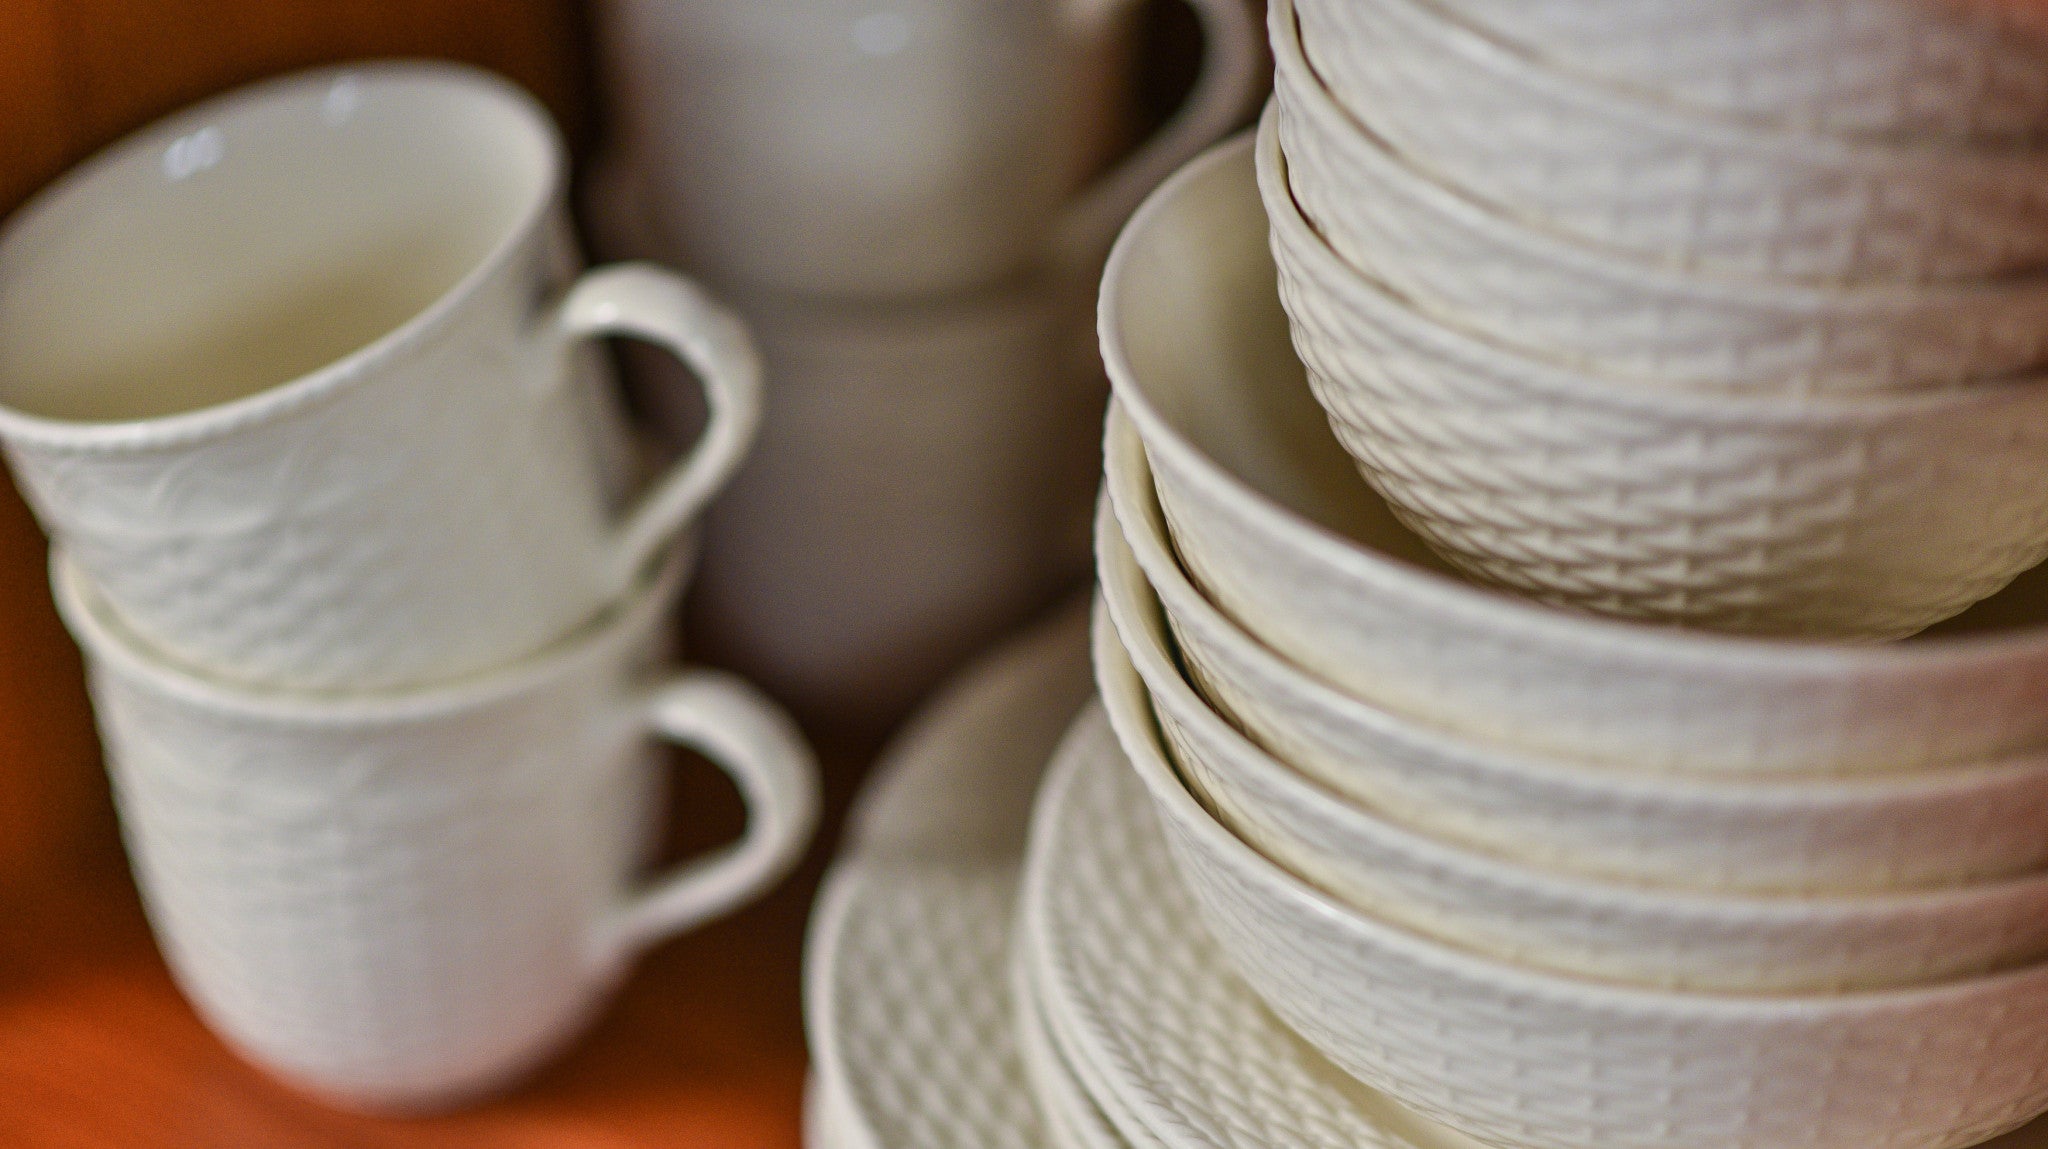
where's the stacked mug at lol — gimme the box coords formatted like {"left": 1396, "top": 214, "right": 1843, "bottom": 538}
{"left": 1091, "top": 127, "right": 2048, "bottom": 1149}
{"left": 0, "top": 65, "right": 820, "bottom": 1110}
{"left": 589, "top": 0, "right": 1262, "bottom": 725}
{"left": 1267, "top": 0, "right": 2048, "bottom": 640}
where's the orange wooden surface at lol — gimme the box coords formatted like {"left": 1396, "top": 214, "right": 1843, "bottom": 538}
{"left": 0, "top": 3, "right": 838, "bottom": 1145}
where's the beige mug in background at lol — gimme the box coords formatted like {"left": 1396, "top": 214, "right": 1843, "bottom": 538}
{"left": 596, "top": 0, "right": 1262, "bottom": 298}
{"left": 679, "top": 284, "right": 1106, "bottom": 725}
{"left": 0, "top": 63, "right": 760, "bottom": 692}
{"left": 52, "top": 546, "right": 820, "bottom": 1110}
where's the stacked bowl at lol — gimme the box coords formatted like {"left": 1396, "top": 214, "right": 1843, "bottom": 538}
{"left": 1266, "top": 0, "right": 2048, "bottom": 640}
{"left": 1092, "top": 125, "right": 2048, "bottom": 1149}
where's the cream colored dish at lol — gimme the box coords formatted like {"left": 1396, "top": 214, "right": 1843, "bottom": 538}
{"left": 1101, "top": 496, "right": 2048, "bottom": 991}
{"left": 1259, "top": 106, "right": 2048, "bottom": 639}
{"left": 1289, "top": 0, "right": 2048, "bottom": 282}
{"left": 1095, "top": 605, "right": 2048, "bottom": 1149}
{"left": 1098, "top": 130, "right": 2048, "bottom": 775}
{"left": 1105, "top": 407, "right": 2048, "bottom": 893}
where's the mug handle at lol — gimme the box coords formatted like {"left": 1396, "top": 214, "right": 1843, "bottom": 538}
{"left": 556, "top": 263, "right": 765, "bottom": 596}
{"left": 593, "top": 668, "right": 821, "bottom": 967}
{"left": 1048, "top": 0, "right": 1264, "bottom": 283}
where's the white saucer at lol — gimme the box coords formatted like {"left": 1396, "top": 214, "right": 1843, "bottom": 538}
{"left": 1020, "top": 705, "right": 1492, "bottom": 1149}
{"left": 803, "top": 602, "right": 1094, "bottom": 1149}
{"left": 1022, "top": 652, "right": 2048, "bottom": 1149}
{"left": 1013, "top": 920, "right": 1136, "bottom": 1149}
{"left": 806, "top": 1073, "right": 872, "bottom": 1149}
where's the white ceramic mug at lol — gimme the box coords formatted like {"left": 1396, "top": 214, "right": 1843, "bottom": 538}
{"left": 0, "top": 63, "right": 761, "bottom": 691}
{"left": 52, "top": 544, "right": 820, "bottom": 1110}
{"left": 596, "top": 0, "right": 1262, "bottom": 298}
{"left": 677, "top": 284, "right": 1106, "bottom": 724}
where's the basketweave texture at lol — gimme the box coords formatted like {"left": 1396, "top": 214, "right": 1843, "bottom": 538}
{"left": 0, "top": 215, "right": 650, "bottom": 693}
{"left": 1262, "top": 112, "right": 2048, "bottom": 638}
{"left": 1153, "top": 654, "right": 2048, "bottom": 993}
{"left": 1022, "top": 702, "right": 1436, "bottom": 1149}
{"left": 1269, "top": 57, "right": 2048, "bottom": 394}
{"left": 62, "top": 553, "right": 696, "bottom": 1108}
{"left": 1099, "top": 136, "right": 2048, "bottom": 776}
{"left": 1092, "top": 619, "right": 2048, "bottom": 1149}
{"left": 1107, "top": 471, "right": 2048, "bottom": 896}
{"left": 806, "top": 603, "right": 1097, "bottom": 1149}
{"left": 816, "top": 866, "right": 1046, "bottom": 1149}
{"left": 1436, "top": 0, "right": 2048, "bottom": 138}
{"left": 91, "top": 657, "right": 648, "bottom": 1108}
{"left": 1287, "top": 0, "right": 2048, "bottom": 283}
{"left": 1101, "top": 508, "right": 2048, "bottom": 992}
{"left": 1012, "top": 952, "right": 1137, "bottom": 1149}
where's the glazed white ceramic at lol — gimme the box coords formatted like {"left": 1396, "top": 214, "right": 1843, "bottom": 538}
{"left": 839, "top": 597, "right": 1095, "bottom": 864}
{"left": 1095, "top": 607, "right": 2048, "bottom": 1149}
{"left": 55, "top": 546, "right": 818, "bottom": 1109}
{"left": 1258, "top": 110, "right": 2048, "bottom": 639}
{"left": 1289, "top": 0, "right": 2048, "bottom": 283}
{"left": 1021, "top": 694, "right": 1497, "bottom": 1149}
{"left": 805, "top": 1075, "right": 874, "bottom": 1149}
{"left": 1431, "top": 0, "right": 2048, "bottom": 138}
{"left": 1105, "top": 408, "right": 2048, "bottom": 894}
{"left": 1271, "top": 14, "right": 2048, "bottom": 394}
{"left": 599, "top": 0, "right": 1260, "bottom": 299}
{"left": 803, "top": 605, "right": 1093, "bottom": 1149}
{"left": 1013, "top": 945, "right": 1136, "bottom": 1149}
{"left": 1100, "top": 131, "right": 2048, "bottom": 775}
{"left": 1102, "top": 501, "right": 2048, "bottom": 991}
{"left": 0, "top": 64, "right": 760, "bottom": 692}
{"left": 685, "top": 285, "right": 1105, "bottom": 726}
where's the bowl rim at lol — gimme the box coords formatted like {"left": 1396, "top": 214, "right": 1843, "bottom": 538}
{"left": 1257, "top": 101, "right": 2048, "bottom": 422}
{"left": 1098, "top": 481, "right": 2048, "bottom": 929}
{"left": 1092, "top": 591, "right": 2048, "bottom": 1014}
{"left": 1272, "top": 0, "right": 2048, "bottom": 310}
{"left": 1101, "top": 404, "right": 2048, "bottom": 805}
{"left": 1096, "top": 131, "right": 2048, "bottom": 684}
{"left": 1295, "top": 0, "right": 2048, "bottom": 167}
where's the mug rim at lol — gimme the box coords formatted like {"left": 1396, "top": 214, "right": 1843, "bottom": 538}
{"left": 1096, "top": 130, "right": 2048, "bottom": 674}
{"left": 0, "top": 60, "right": 567, "bottom": 452}
{"left": 51, "top": 538, "right": 695, "bottom": 727}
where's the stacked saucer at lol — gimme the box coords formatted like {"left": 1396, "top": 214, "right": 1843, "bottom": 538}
{"left": 1084, "top": 123, "right": 2048, "bottom": 1149}
{"left": 799, "top": 602, "right": 1097, "bottom": 1149}
{"left": 1266, "top": 0, "right": 2048, "bottom": 637}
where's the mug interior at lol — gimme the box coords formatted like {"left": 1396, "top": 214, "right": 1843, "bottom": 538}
{"left": 0, "top": 64, "right": 553, "bottom": 424}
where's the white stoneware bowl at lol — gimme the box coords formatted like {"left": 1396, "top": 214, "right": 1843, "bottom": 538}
{"left": 1428, "top": 0, "right": 2048, "bottom": 139}
{"left": 1287, "top": 0, "right": 2048, "bottom": 283}
{"left": 1104, "top": 407, "right": 2048, "bottom": 894}
{"left": 1259, "top": 108, "right": 2048, "bottom": 639}
{"left": 1100, "top": 496, "right": 2048, "bottom": 990}
{"left": 1101, "top": 131, "right": 2048, "bottom": 776}
{"left": 1269, "top": 12, "right": 2048, "bottom": 394}
{"left": 1094, "top": 606, "right": 2048, "bottom": 1149}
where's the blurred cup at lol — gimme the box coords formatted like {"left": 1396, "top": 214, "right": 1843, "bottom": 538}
{"left": 0, "top": 63, "right": 761, "bottom": 691}
{"left": 597, "top": 0, "right": 1262, "bottom": 299}
{"left": 52, "top": 545, "right": 819, "bottom": 1110}
{"left": 675, "top": 282, "right": 1105, "bottom": 726}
